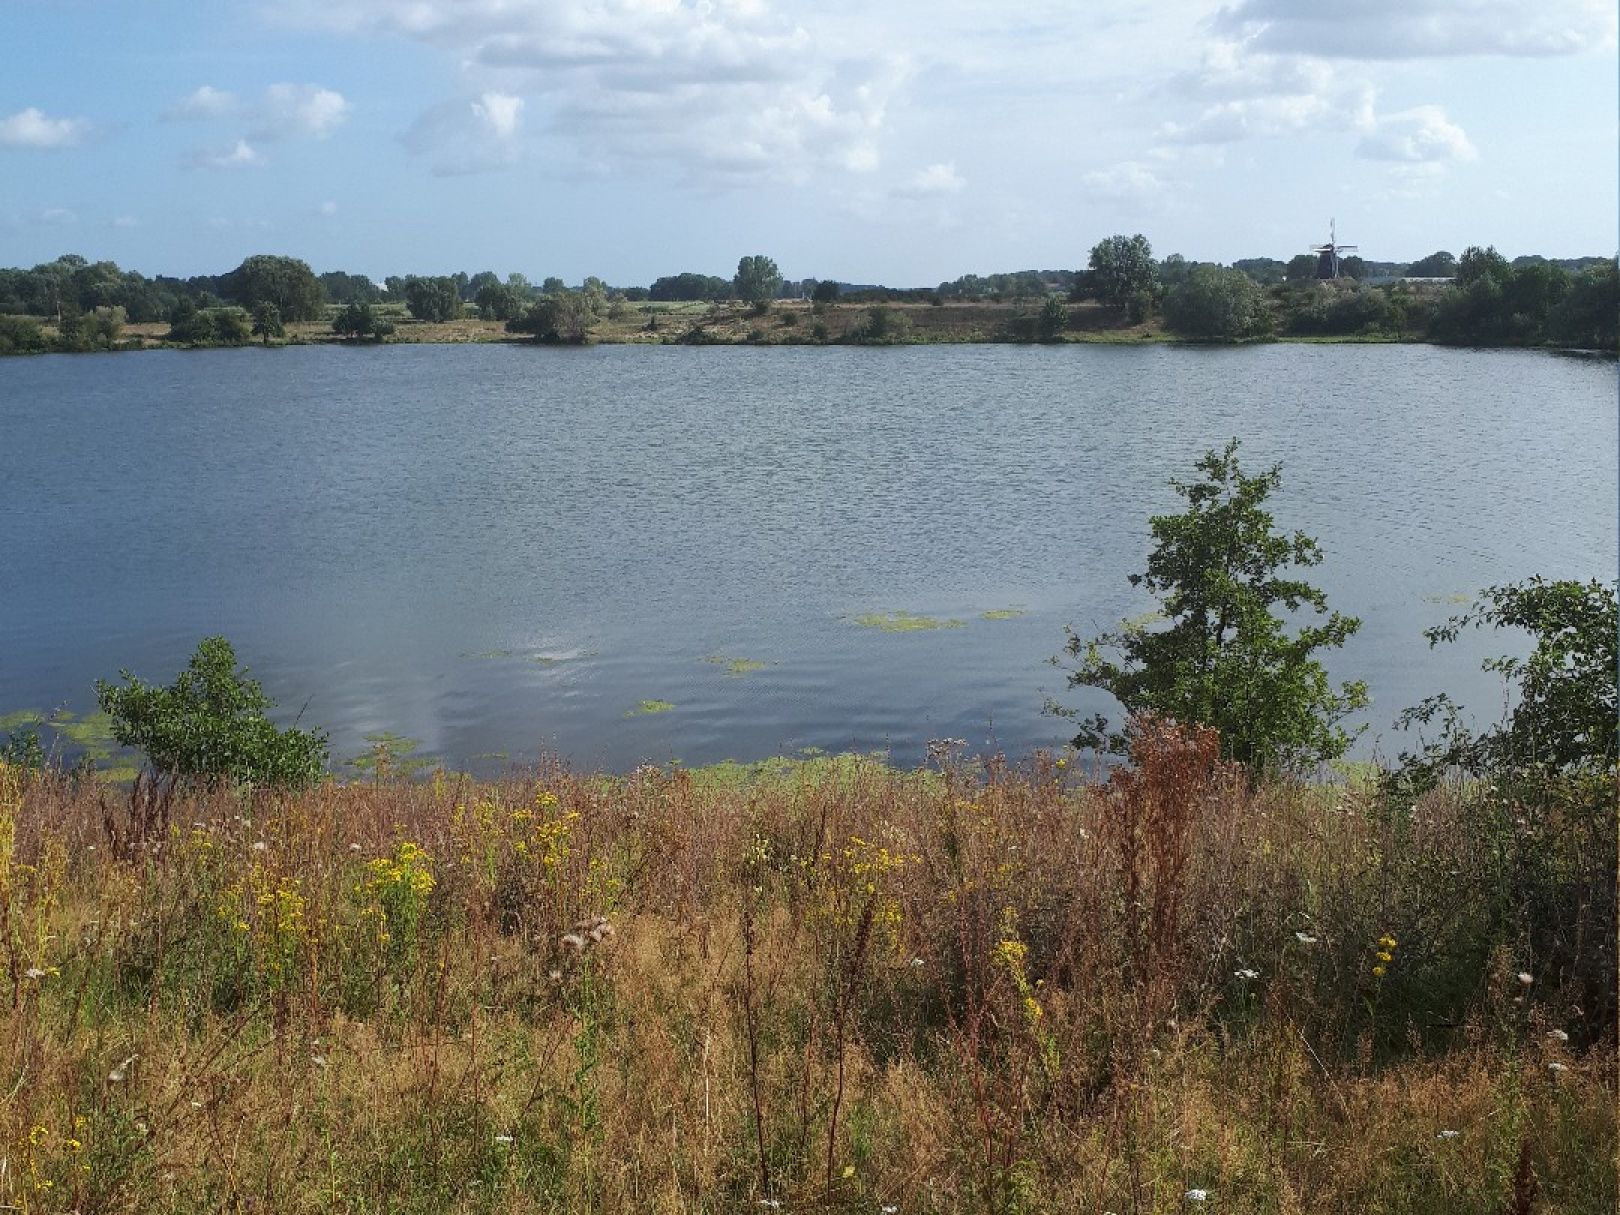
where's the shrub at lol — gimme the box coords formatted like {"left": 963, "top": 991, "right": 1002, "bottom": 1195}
{"left": 95, "top": 636, "right": 328, "bottom": 788}
{"left": 1055, "top": 439, "right": 1365, "bottom": 772}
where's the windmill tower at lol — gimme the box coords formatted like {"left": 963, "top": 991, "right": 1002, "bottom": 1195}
{"left": 1309, "top": 219, "right": 1358, "bottom": 279}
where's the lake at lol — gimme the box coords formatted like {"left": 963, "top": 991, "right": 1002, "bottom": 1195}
{"left": 1, "top": 341, "right": 1613, "bottom": 775}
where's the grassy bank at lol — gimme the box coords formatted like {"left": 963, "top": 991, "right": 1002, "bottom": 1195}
{"left": 2, "top": 730, "right": 1612, "bottom": 1213}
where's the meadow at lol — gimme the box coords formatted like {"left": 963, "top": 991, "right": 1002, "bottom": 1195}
{"left": 2, "top": 728, "right": 1612, "bottom": 1213}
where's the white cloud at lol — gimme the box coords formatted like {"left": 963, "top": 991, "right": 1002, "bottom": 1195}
{"left": 1080, "top": 160, "right": 1166, "bottom": 203}
{"left": 1356, "top": 105, "right": 1476, "bottom": 163}
{"left": 1160, "top": 41, "right": 1374, "bottom": 144}
{"left": 1216, "top": 0, "right": 1616, "bottom": 59}
{"left": 896, "top": 162, "right": 965, "bottom": 196}
{"left": 38, "top": 207, "right": 76, "bottom": 224}
{"left": 255, "top": 83, "right": 350, "bottom": 139}
{"left": 165, "top": 85, "right": 239, "bottom": 121}
{"left": 188, "top": 139, "right": 265, "bottom": 170}
{"left": 109, "top": 215, "right": 142, "bottom": 228}
{"left": 318, "top": 199, "right": 339, "bottom": 216}
{"left": 401, "top": 92, "right": 525, "bottom": 175}
{"left": 0, "top": 107, "right": 91, "bottom": 149}
{"left": 280, "top": 0, "right": 909, "bottom": 186}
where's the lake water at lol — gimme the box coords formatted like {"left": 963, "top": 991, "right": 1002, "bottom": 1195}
{"left": 1, "top": 342, "right": 1613, "bottom": 775}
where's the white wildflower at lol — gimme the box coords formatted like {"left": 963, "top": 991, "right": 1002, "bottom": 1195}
{"left": 1186, "top": 1189, "right": 1209, "bottom": 1202}
{"left": 494, "top": 1134, "right": 514, "bottom": 1145}
{"left": 1294, "top": 932, "right": 1317, "bottom": 945}
{"left": 1436, "top": 1129, "right": 1460, "bottom": 1140}
{"left": 24, "top": 967, "right": 47, "bottom": 980}
{"left": 1548, "top": 1062, "right": 1568, "bottom": 1074}
{"left": 1234, "top": 968, "right": 1259, "bottom": 981}
{"left": 561, "top": 932, "right": 586, "bottom": 952}
{"left": 910, "top": 957, "right": 926, "bottom": 968}
{"left": 1547, "top": 1029, "right": 1569, "bottom": 1042}
{"left": 1517, "top": 971, "right": 1533, "bottom": 986}
{"left": 252, "top": 840, "right": 268, "bottom": 852}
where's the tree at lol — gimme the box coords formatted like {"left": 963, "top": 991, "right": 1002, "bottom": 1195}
{"left": 506, "top": 293, "right": 594, "bottom": 344}
{"left": 402, "top": 276, "right": 462, "bottom": 322}
{"left": 251, "top": 301, "right": 284, "bottom": 345}
{"left": 1162, "top": 265, "right": 1271, "bottom": 339}
{"left": 1037, "top": 294, "right": 1069, "bottom": 340}
{"left": 1087, "top": 234, "right": 1157, "bottom": 317}
{"left": 222, "top": 254, "right": 325, "bottom": 322}
{"left": 734, "top": 255, "right": 783, "bottom": 305}
{"left": 95, "top": 636, "right": 328, "bottom": 788}
{"left": 1552, "top": 259, "right": 1619, "bottom": 350}
{"left": 1055, "top": 440, "right": 1366, "bottom": 772}
{"left": 331, "top": 301, "right": 393, "bottom": 341}
{"left": 1455, "top": 245, "right": 1512, "bottom": 289}
{"left": 811, "top": 279, "right": 841, "bottom": 304}
{"left": 1283, "top": 254, "right": 1319, "bottom": 284}
{"left": 474, "top": 282, "right": 524, "bottom": 321}
{"left": 1398, "top": 578, "right": 1616, "bottom": 782}
{"left": 1404, "top": 251, "right": 1457, "bottom": 278}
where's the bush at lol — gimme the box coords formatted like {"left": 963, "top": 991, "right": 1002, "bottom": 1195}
{"left": 845, "top": 305, "right": 911, "bottom": 344}
{"left": 1056, "top": 439, "right": 1365, "bottom": 772}
{"left": 95, "top": 636, "right": 328, "bottom": 788}
{"left": 0, "top": 314, "right": 48, "bottom": 354}
{"left": 1163, "top": 266, "right": 1271, "bottom": 339}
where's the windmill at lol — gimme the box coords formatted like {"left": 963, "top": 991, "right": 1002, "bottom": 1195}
{"left": 1309, "top": 219, "right": 1358, "bottom": 279}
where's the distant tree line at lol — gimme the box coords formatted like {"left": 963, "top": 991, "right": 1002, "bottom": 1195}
{"left": 1, "top": 242, "right": 1614, "bottom": 353}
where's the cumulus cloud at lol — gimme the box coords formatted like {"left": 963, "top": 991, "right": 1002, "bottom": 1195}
{"left": 1356, "top": 105, "right": 1476, "bottom": 162}
{"left": 165, "top": 85, "right": 239, "bottom": 121}
{"left": 1160, "top": 41, "right": 1373, "bottom": 143}
{"left": 895, "top": 162, "right": 964, "bottom": 196}
{"left": 401, "top": 92, "right": 525, "bottom": 175}
{"left": 279, "top": 0, "right": 910, "bottom": 185}
{"left": 188, "top": 139, "right": 265, "bottom": 170}
{"left": 0, "top": 107, "right": 92, "bottom": 149}
{"left": 254, "top": 83, "right": 350, "bottom": 139}
{"left": 1215, "top": 0, "right": 1616, "bottom": 59}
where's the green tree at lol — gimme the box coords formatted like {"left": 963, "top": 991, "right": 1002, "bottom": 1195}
{"left": 733, "top": 255, "right": 783, "bottom": 305}
{"left": 1087, "top": 234, "right": 1157, "bottom": 317}
{"left": 95, "top": 636, "right": 328, "bottom": 788}
{"left": 1552, "top": 259, "right": 1619, "bottom": 350}
{"left": 223, "top": 254, "right": 325, "bottom": 322}
{"left": 1404, "top": 250, "right": 1457, "bottom": 278}
{"left": 1283, "top": 254, "right": 1319, "bottom": 283}
{"left": 1037, "top": 294, "right": 1069, "bottom": 340}
{"left": 474, "top": 282, "right": 524, "bottom": 321}
{"left": 251, "top": 301, "right": 284, "bottom": 345}
{"left": 506, "top": 293, "right": 594, "bottom": 344}
{"left": 1163, "top": 265, "right": 1271, "bottom": 339}
{"left": 811, "top": 279, "right": 841, "bottom": 304}
{"left": 1398, "top": 578, "right": 1616, "bottom": 781}
{"left": 331, "top": 301, "right": 394, "bottom": 341}
{"left": 1055, "top": 440, "right": 1366, "bottom": 772}
{"left": 402, "top": 276, "right": 462, "bottom": 322}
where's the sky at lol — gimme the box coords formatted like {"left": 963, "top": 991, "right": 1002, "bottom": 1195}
{"left": 1, "top": 0, "right": 1615, "bottom": 285}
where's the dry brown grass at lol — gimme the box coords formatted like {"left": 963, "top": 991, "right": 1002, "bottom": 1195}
{"left": 0, "top": 733, "right": 1612, "bottom": 1213}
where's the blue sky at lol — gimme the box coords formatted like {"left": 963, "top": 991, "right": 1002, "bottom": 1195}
{"left": 2, "top": 0, "right": 1614, "bottom": 284}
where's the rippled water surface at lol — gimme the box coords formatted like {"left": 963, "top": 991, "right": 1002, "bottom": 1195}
{"left": 1, "top": 342, "right": 1613, "bottom": 773}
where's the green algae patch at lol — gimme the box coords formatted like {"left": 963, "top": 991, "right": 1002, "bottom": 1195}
{"left": 852, "top": 611, "right": 965, "bottom": 633}
{"left": 676, "top": 750, "right": 901, "bottom": 792}
{"left": 1120, "top": 610, "right": 1168, "bottom": 635}
{"left": 626, "top": 699, "right": 675, "bottom": 717}
{"left": 704, "top": 655, "right": 770, "bottom": 676}
{"left": 979, "top": 608, "right": 1027, "bottom": 621}
{"left": 1422, "top": 592, "right": 1473, "bottom": 605}
{"left": 348, "top": 732, "right": 436, "bottom": 776}
{"left": 0, "top": 709, "right": 45, "bottom": 732}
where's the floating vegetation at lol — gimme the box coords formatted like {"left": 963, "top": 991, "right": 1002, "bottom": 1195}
{"left": 676, "top": 750, "right": 898, "bottom": 791}
{"left": 704, "top": 655, "right": 770, "bottom": 676}
{"left": 1422, "top": 592, "right": 1474, "bottom": 605}
{"left": 348, "top": 731, "right": 437, "bottom": 776}
{"left": 95, "top": 764, "right": 142, "bottom": 785}
{"left": 49, "top": 710, "right": 120, "bottom": 749}
{"left": 852, "top": 611, "right": 965, "bottom": 633}
{"left": 979, "top": 608, "right": 1027, "bottom": 621}
{"left": 626, "top": 699, "right": 675, "bottom": 717}
{"left": 1120, "top": 610, "right": 1168, "bottom": 635}
{"left": 0, "top": 709, "right": 45, "bottom": 732}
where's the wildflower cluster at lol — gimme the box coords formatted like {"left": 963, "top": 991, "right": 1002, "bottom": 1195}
{"left": 990, "top": 911, "right": 1044, "bottom": 1030}
{"left": 515, "top": 788, "right": 580, "bottom": 872}
{"left": 1371, "top": 932, "right": 1397, "bottom": 979}
{"left": 840, "top": 834, "right": 907, "bottom": 940}
{"left": 219, "top": 864, "right": 308, "bottom": 986}
{"left": 355, "top": 841, "right": 435, "bottom": 954}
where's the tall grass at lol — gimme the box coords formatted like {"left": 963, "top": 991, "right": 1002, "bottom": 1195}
{"left": 0, "top": 729, "right": 1612, "bottom": 1212}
